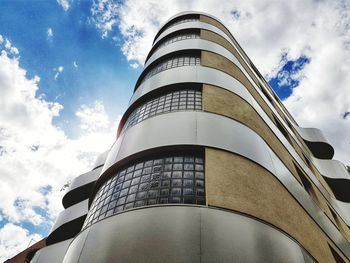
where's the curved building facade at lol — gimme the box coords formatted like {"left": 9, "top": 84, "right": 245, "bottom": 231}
{"left": 24, "top": 11, "right": 350, "bottom": 263}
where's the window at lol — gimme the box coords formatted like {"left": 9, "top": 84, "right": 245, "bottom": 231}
{"left": 169, "top": 18, "right": 199, "bottom": 28}
{"left": 302, "top": 152, "right": 313, "bottom": 172}
{"left": 296, "top": 163, "right": 312, "bottom": 191}
{"left": 328, "top": 204, "right": 342, "bottom": 230}
{"left": 121, "top": 89, "right": 202, "bottom": 133}
{"left": 155, "top": 15, "right": 200, "bottom": 39}
{"left": 151, "top": 32, "right": 200, "bottom": 56}
{"left": 250, "top": 61, "right": 264, "bottom": 80}
{"left": 273, "top": 115, "right": 292, "bottom": 145}
{"left": 328, "top": 243, "right": 346, "bottom": 263}
{"left": 295, "top": 163, "right": 321, "bottom": 209}
{"left": 286, "top": 120, "right": 294, "bottom": 131}
{"left": 328, "top": 205, "right": 339, "bottom": 222}
{"left": 84, "top": 154, "right": 206, "bottom": 228}
{"left": 139, "top": 55, "right": 200, "bottom": 86}
{"left": 260, "top": 85, "right": 273, "bottom": 104}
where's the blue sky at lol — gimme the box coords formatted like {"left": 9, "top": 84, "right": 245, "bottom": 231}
{"left": 269, "top": 54, "right": 310, "bottom": 100}
{"left": 0, "top": 0, "right": 349, "bottom": 260}
{"left": 0, "top": 0, "right": 309, "bottom": 137}
{"left": 0, "top": 0, "right": 140, "bottom": 138}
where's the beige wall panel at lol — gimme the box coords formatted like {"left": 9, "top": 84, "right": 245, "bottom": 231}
{"left": 203, "top": 85, "right": 342, "bottom": 224}
{"left": 200, "top": 29, "right": 238, "bottom": 57}
{"left": 205, "top": 148, "right": 348, "bottom": 263}
{"left": 200, "top": 15, "right": 300, "bottom": 129}
{"left": 199, "top": 29, "right": 262, "bottom": 85}
{"left": 199, "top": 26, "right": 308, "bottom": 154}
{"left": 200, "top": 29, "right": 292, "bottom": 129}
{"left": 203, "top": 85, "right": 300, "bottom": 183}
{"left": 201, "top": 53, "right": 335, "bottom": 198}
{"left": 200, "top": 15, "right": 233, "bottom": 43}
{"left": 200, "top": 29, "right": 310, "bottom": 161}
{"left": 199, "top": 15, "right": 253, "bottom": 76}
{"left": 201, "top": 51, "right": 275, "bottom": 121}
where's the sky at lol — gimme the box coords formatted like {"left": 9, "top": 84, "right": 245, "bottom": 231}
{"left": 0, "top": 0, "right": 349, "bottom": 260}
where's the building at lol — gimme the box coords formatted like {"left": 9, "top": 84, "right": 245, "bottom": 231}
{"left": 10, "top": 11, "right": 350, "bottom": 263}
{"left": 4, "top": 239, "right": 45, "bottom": 263}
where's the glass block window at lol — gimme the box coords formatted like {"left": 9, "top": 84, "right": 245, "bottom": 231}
{"left": 168, "top": 18, "right": 199, "bottom": 28}
{"left": 122, "top": 89, "right": 202, "bottom": 133}
{"left": 84, "top": 154, "right": 205, "bottom": 228}
{"left": 152, "top": 33, "right": 200, "bottom": 55}
{"left": 140, "top": 56, "right": 200, "bottom": 86}
{"left": 157, "top": 17, "right": 199, "bottom": 36}
{"left": 155, "top": 15, "right": 199, "bottom": 43}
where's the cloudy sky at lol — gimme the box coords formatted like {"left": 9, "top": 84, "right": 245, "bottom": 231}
{"left": 0, "top": 0, "right": 349, "bottom": 260}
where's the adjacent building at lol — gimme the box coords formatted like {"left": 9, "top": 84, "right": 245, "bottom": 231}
{"left": 9, "top": 11, "right": 350, "bottom": 263}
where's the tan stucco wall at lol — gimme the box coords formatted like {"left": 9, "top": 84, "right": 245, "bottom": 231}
{"left": 200, "top": 22, "right": 307, "bottom": 145}
{"left": 199, "top": 29, "right": 263, "bottom": 87}
{"left": 200, "top": 15, "right": 251, "bottom": 69}
{"left": 203, "top": 85, "right": 299, "bottom": 183}
{"left": 200, "top": 15, "right": 234, "bottom": 43}
{"left": 201, "top": 52, "right": 335, "bottom": 198}
{"left": 200, "top": 28, "right": 315, "bottom": 160}
{"left": 199, "top": 14, "right": 348, "bottom": 252}
{"left": 200, "top": 26, "right": 310, "bottom": 154}
{"left": 201, "top": 50, "right": 274, "bottom": 120}
{"left": 202, "top": 85, "right": 348, "bottom": 238}
{"left": 205, "top": 148, "right": 348, "bottom": 263}
{"left": 201, "top": 14, "right": 300, "bottom": 127}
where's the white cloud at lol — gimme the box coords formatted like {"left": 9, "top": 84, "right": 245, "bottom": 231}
{"left": 0, "top": 37, "right": 19, "bottom": 56}
{"left": 47, "top": 28, "right": 53, "bottom": 39}
{"left": 0, "top": 39, "right": 119, "bottom": 260}
{"left": 2, "top": 0, "right": 350, "bottom": 259}
{"left": 91, "top": 0, "right": 350, "bottom": 165}
{"left": 56, "top": 0, "right": 71, "bottom": 12}
{"left": 73, "top": 61, "right": 78, "bottom": 68}
{"left": 130, "top": 62, "right": 139, "bottom": 69}
{"left": 4, "top": 39, "right": 11, "bottom": 49}
{"left": 0, "top": 223, "right": 42, "bottom": 261}
{"left": 53, "top": 66, "right": 64, "bottom": 80}
{"left": 10, "top": 47, "right": 19, "bottom": 56}
{"left": 90, "top": 0, "right": 121, "bottom": 39}
{"left": 76, "top": 101, "right": 110, "bottom": 132}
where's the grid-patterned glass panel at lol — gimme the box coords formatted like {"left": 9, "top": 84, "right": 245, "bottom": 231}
{"left": 167, "top": 18, "right": 199, "bottom": 30}
{"left": 152, "top": 33, "right": 200, "bottom": 55}
{"left": 122, "top": 89, "right": 202, "bottom": 133}
{"left": 84, "top": 154, "right": 205, "bottom": 228}
{"left": 140, "top": 56, "right": 200, "bottom": 86}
